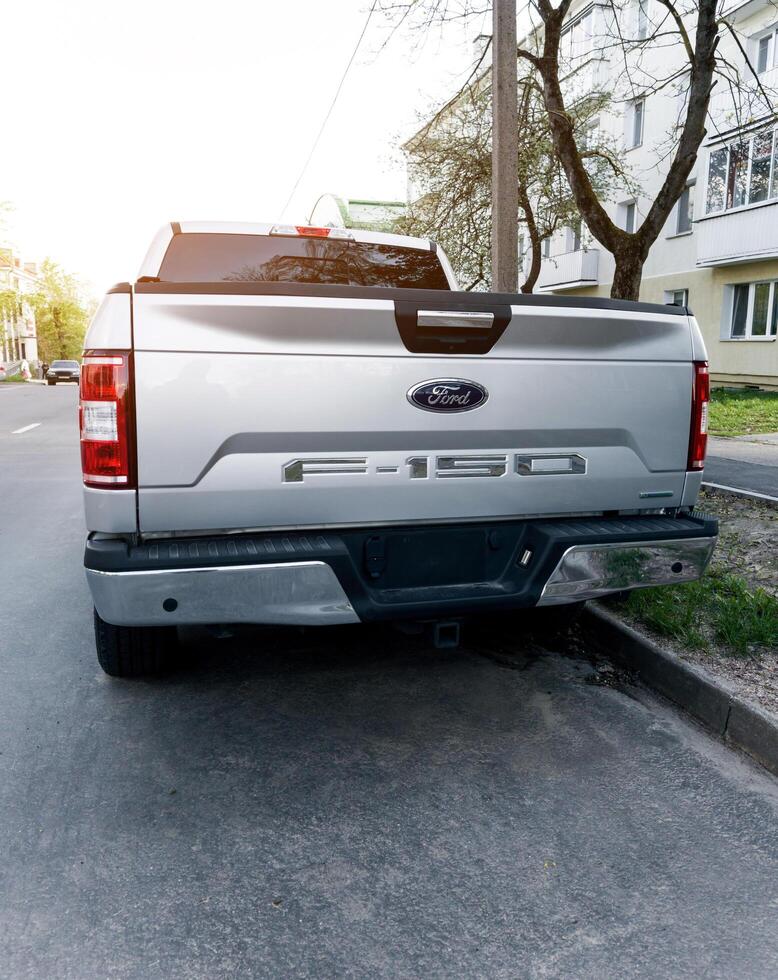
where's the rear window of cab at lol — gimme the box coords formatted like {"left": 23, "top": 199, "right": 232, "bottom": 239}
{"left": 158, "top": 233, "right": 451, "bottom": 290}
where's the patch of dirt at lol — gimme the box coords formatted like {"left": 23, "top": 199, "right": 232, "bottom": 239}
{"left": 616, "top": 488, "right": 778, "bottom": 717}
{"left": 583, "top": 659, "right": 638, "bottom": 691}
{"left": 698, "top": 488, "right": 778, "bottom": 597}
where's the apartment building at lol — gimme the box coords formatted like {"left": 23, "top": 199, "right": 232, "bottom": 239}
{"left": 404, "top": 0, "right": 778, "bottom": 388}
{"left": 0, "top": 247, "right": 39, "bottom": 364}
{"left": 531, "top": 0, "right": 778, "bottom": 389}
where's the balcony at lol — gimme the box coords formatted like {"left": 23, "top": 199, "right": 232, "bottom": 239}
{"left": 536, "top": 248, "right": 600, "bottom": 291}
{"left": 696, "top": 200, "right": 778, "bottom": 267}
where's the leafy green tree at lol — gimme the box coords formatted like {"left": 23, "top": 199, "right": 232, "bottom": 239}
{"left": 399, "top": 69, "right": 625, "bottom": 291}
{"left": 0, "top": 290, "right": 20, "bottom": 319}
{"left": 30, "top": 260, "right": 92, "bottom": 362}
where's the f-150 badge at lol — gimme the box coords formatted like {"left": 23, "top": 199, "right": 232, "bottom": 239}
{"left": 407, "top": 379, "right": 487, "bottom": 413}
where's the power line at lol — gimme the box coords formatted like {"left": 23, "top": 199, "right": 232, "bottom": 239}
{"left": 278, "top": 0, "right": 379, "bottom": 221}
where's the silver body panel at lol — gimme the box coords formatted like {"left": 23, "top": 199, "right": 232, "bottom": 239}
{"left": 680, "top": 470, "right": 704, "bottom": 507}
{"left": 120, "top": 292, "right": 699, "bottom": 534}
{"left": 83, "top": 487, "right": 137, "bottom": 534}
{"left": 83, "top": 293, "right": 132, "bottom": 350}
{"left": 130, "top": 292, "right": 694, "bottom": 360}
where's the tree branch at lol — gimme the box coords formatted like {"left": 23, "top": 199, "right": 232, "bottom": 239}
{"left": 655, "top": 0, "right": 695, "bottom": 64}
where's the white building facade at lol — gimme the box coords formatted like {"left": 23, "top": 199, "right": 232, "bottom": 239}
{"left": 532, "top": 0, "right": 778, "bottom": 389}
{"left": 0, "top": 247, "right": 39, "bottom": 365}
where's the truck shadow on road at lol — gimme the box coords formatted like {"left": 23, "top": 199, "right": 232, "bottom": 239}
{"left": 166, "top": 617, "right": 590, "bottom": 685}
{"left": 102, "top": 618, "right": 613, "bottom": 781}
{"left": 88, "top": 616, "right": 631, "bottom": 843}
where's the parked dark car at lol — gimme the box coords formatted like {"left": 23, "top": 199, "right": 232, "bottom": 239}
{"left": 47, "top": 360, "right": 81, "bottom": 385}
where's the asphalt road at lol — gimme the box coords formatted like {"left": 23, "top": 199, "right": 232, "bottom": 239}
{"left": 705, "top": 456, "right": 778, "bottom": 496}
{"left": 3, "top": 383, "right": 778, "bottom": 980}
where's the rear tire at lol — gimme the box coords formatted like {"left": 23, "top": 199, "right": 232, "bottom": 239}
{"left": 93, "top": 608, "right": 178, "bottom": 677}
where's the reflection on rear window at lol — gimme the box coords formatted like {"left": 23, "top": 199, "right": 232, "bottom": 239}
{"left": 158, "top": 234, "right": 450, "bottom": 290}
{"left": 51, "top": 361, "right": 79, "bottom": 368}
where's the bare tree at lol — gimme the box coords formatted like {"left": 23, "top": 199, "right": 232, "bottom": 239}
{"left": 381, "top": 0, "right": 777, "bottom": 300}
{"left": 400, "top": 65, "right": 624, "bottom": 290}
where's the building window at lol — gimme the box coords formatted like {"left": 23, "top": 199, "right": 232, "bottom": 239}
{"left": 749, "top": 129, "right": 773, "bottom": 202}
{"left": 624, "top": 201, "right": 636, "bottom": 233}
{"left": 705, "top": 126, "right": 778, "bottom": 214}
{"left": 637, "top": 0, "right": 649, "bottom": 40}
{"left": 758, "top": 35, "right": 771, "bottom": 73}
{"left": 665, "top": 289, "right": 688, "bottom": 306}
{"left": 730, "top": 280, "right": 778, "bottom": 338}
{"left": 542, "top": 237, "right": 551, "bottom": 259}
{"left": 582, "top": 118, "right": 600, "bottom": 176}
{"left": 676, "top": 181, "right": 695, "bottom": 233}
{"left": 756, "top": 29, "right": 778, "bottom": 74}
{"left": 629, "top": 99, "right": 644, "bottom": 148}
{"left": 571, "top": 218, "right": 583, "bottom": 251}
{"left": 561, "top": 7, "right": 594, "bottom": 62}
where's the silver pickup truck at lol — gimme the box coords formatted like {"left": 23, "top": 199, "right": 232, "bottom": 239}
{"left": 80, "top": 221, "right": 717, "bottom": 676}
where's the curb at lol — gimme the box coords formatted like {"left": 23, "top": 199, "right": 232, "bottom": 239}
{"left": 581, "top": 604, "right": 778, "bottom": 778}
{"left": 702, "top": 481, "right": 778, "bottom": 508}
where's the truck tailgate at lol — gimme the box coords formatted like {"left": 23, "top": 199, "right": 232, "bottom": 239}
{"left": 132, "top": 285, "right": 695, "bottom": 533}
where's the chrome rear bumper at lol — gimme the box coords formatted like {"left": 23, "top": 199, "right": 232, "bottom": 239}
{"left": 84, "top": 516, "right": 717, "bottom": 627}
{"left": 537, "top": 537, "right": 717, "bottom": 605}
{"left": 87, "top": 561, "right": 359, "bottom": 627}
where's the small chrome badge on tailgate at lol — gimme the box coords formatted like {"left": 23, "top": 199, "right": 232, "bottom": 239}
{"left": 408, "top": 379, "right": 487, "bottom": 413}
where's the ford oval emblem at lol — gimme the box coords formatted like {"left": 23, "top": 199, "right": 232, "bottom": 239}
{"left": 407, "top": 378, "right": 488, "bottom": 413}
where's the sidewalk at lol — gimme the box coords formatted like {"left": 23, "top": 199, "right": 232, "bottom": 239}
{"left": 705, "top": 433, "right": 778, "bottom": 499}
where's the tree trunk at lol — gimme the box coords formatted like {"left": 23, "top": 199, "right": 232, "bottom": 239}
{"left": 518, "top": 185, "right": 542, "bottom": 293}
{"left": 521, "top": 242, "right": 542, "bottom": 293}
{"left": 524, "top": 0, "right": 719, "bottom": 304}
{"left": 610, "top": 249, "right": 644, "bottom": 301}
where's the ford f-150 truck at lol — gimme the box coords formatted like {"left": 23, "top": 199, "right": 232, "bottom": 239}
{"left": 81, "top": 221, "right": 717, "bottom": 677}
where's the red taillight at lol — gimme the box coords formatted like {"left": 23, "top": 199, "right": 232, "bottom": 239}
{"left": 79, "top": 353, "right": 135, "bottom": 489}
{"left": 687, "top": 361, "right": 710, "bottom": 471}
{"left": 295, "top": 225, "right": 330, "bottom": 237}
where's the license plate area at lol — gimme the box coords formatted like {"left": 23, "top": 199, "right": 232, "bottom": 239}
{"left": 361, "top": 526, "right": 516, "bottom": 592}
{"left": 388, "top": 528, "right": 485, "bottom": 589}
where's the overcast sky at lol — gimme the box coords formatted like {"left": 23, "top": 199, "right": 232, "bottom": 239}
{"left": 1, "top": 0, "right": 485, "bottom": 293}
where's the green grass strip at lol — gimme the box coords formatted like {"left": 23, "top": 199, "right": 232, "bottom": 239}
{"left": 708, "top": 389, "right": 778, "bottom": 436}
{"left": 622, "top": 570, "right": 778, "bottom": 658}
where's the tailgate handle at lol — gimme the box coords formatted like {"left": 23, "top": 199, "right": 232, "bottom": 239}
{"left": 395, "top": 300, "right": 511, "bottom": 354}
{"left": 417, "top": 310, "right": 494, "bottom": 330}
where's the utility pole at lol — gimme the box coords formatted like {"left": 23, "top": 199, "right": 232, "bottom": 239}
{"left": 491, "top": 0, "right": 518, "bottom": 292}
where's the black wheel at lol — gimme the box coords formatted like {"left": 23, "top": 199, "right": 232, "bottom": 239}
{"left": 47, "top": 379, "right": 55, "bottom": 385}
{"left": 93, "top": 608, "right": 178, "bottom": 677}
